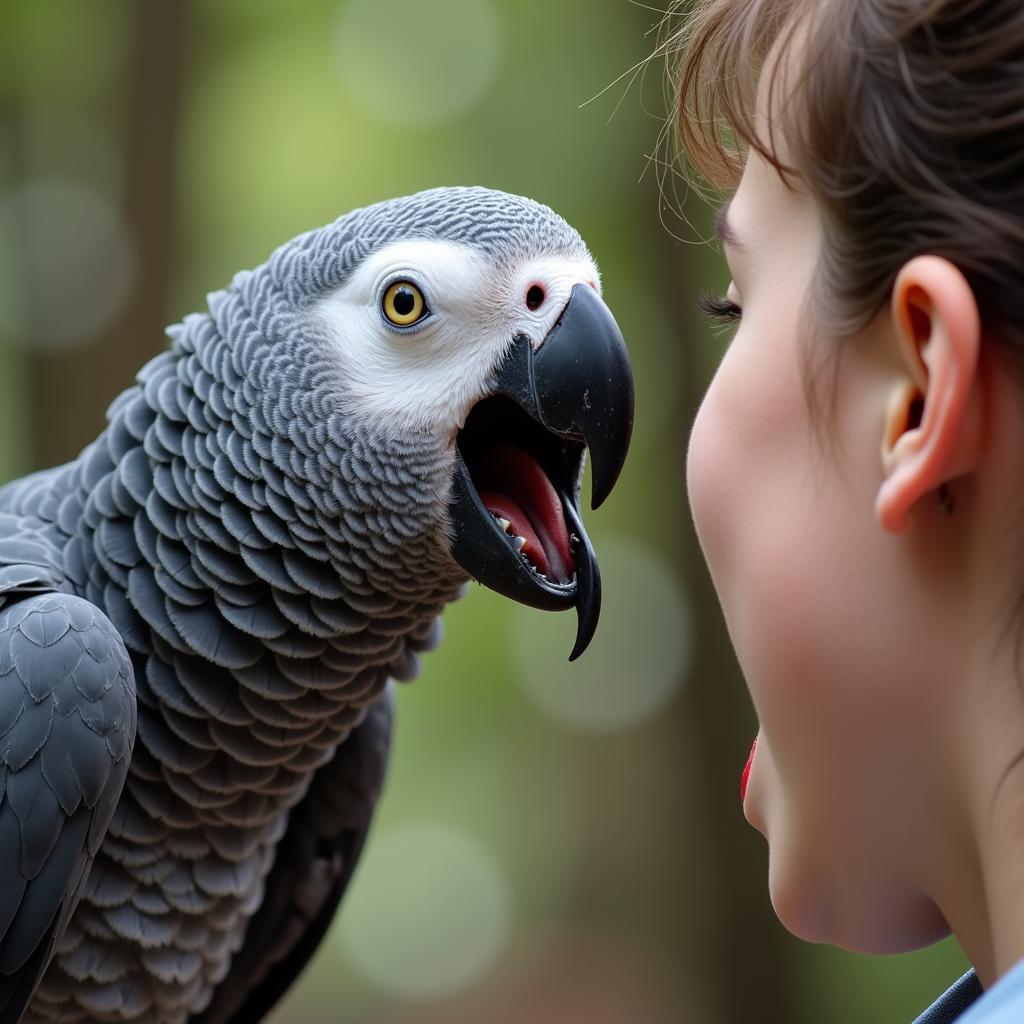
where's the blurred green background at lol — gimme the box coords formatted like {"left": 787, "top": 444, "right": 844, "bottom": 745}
{"left": 0, "top": 1, "right": 969, "bottom": 1021}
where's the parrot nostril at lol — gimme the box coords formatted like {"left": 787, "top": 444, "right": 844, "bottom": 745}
{"left": 526, "top": 284, "right": 545, "bottom": 311}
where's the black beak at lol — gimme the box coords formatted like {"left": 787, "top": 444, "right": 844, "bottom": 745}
{"left": 449, "top": 284, "right": 634, "bottom": 660}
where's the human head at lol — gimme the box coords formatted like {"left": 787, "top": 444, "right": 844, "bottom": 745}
{"left": 675, "top": 0, "right": 1024, "bottom": 975}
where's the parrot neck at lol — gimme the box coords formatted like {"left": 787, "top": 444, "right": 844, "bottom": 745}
{"left": 65, "top": 305, "right": 469, "bottom": 822}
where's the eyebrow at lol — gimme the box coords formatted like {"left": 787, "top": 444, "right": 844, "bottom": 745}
{"left": 714, "top": 198, "right": 743, "bottom": 251}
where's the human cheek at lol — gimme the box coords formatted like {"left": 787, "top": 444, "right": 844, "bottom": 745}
{"left": 686, "top": 384, "right": 724, "bottom": 576}
{"left": 687, "top": 338, "right": 837, "bottom": 796}
{"left": 685, "top": 355, "right": 749, "bottom": 596}
{"left": 687, "top": 330, "right": 804, "bottom": 650}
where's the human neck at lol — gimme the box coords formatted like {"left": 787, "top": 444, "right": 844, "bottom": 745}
{"left": 936, "top": 634, "right": 1024, "bottom": 989}
{"left": 908, "top": 348, "right": 1024, "bottom": 990}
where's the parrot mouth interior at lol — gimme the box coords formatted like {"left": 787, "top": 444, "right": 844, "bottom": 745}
{"left": 457, "top": 396, "right": 584, "bottom": 585}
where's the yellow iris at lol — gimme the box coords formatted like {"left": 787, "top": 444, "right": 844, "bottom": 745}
{"left": 383, "top": 281, "right": 426, "bottom": 326}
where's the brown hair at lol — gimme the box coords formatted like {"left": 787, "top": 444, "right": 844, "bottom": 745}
{"left": 670, "top": 0, "right": 1024, "bottom": 349}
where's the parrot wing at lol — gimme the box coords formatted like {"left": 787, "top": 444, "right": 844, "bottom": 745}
{"left": 0, "top": 520, "right": 137, "bottom": 1024}
{"left": 191, "top": 686, "right": 393, "bottom": 1024}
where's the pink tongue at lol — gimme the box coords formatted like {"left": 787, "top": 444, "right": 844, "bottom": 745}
{"left": 479, "top": 444, "right": 575, "bottom": 582}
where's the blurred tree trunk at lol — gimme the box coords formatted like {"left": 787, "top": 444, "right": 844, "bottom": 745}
{"left": 27, "top": 0, "right": 189, "bottom": 469}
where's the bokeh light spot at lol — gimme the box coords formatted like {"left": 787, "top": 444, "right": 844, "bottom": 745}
{"left": 513, "top": 535, "right": 692, "bottom": 732}
{"left": 0, "top": 179, "right": 134, "bottom": 350}
{"left": 602, "top": 274, "right": 683, "bottom": 453}
{"left": 335, "top": 822, "right": 510, "bottom": 1001}
{"left": 334, "top": 0, "right": 501, "bottom": 126}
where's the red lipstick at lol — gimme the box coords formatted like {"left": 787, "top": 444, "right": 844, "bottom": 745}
{"left": 740, "top": 737, "right": 757, "bottom": 802}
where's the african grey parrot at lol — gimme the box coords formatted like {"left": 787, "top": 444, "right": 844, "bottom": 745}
{"left": 0, "top": 186, "right": 634, "bottom": 1023}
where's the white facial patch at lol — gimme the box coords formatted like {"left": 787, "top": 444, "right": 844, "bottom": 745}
{"left": 311, "top": 238, "right": 601, "bottom": 440}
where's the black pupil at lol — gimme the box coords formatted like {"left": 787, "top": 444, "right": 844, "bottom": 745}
{"left": 393, "top": 287, "right": 416, "bottom": 317}
{"left": 526, "top": 285, "right": 545, "bottom": 311}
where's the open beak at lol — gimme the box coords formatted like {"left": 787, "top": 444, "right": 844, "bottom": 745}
{"left": 448, "top": 283, "right": 634, "bottom": 660}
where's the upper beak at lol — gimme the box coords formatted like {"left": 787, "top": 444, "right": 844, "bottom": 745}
{"left": 448, "top": 283, "right": 634, "bottom": 660}
{"left": 490, "top": 283, "right": 635, "bottom": 510}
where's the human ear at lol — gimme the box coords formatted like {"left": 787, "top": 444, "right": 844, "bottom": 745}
{"left": 875, "top": 255, "right": 983, "bottom": 534}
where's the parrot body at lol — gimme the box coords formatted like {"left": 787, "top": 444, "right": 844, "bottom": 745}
{"left": 0, "top": 187, "right": 633, "bottom": 1023}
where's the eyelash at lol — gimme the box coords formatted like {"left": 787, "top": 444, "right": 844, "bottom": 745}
{"left": 697, "top": 289, "right": 742, "bottom": 324}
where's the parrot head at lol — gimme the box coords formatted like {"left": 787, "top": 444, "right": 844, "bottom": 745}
{"left": 241, "top": 187, "right": 633, "bottom": 659}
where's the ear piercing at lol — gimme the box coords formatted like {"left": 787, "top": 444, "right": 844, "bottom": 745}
{"left": 938, "top": 483, "right": 955, "bottom": 515}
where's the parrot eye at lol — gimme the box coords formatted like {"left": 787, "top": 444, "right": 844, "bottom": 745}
{"left": 382, "top": 280, "right": 428, "bottom": 328}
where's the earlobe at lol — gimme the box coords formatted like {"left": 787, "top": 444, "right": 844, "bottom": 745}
{"left": 875, "top": 256, "right": 982, "bottom": 534}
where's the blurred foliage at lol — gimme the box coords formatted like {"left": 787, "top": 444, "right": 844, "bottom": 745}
{"left": 0, "top": 1, "right": 968, "bottom": 1022}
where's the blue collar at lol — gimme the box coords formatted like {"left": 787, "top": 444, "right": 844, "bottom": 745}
{"left": 912, "top": 970, "right": 983, "bottom": 1024}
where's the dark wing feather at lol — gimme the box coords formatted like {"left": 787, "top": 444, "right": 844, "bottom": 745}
{"left": 191, "top": 687, "right": 393, "bottom": 1024}
{"left": 0, "top": 589, "right": 137, "bottom": 1023}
